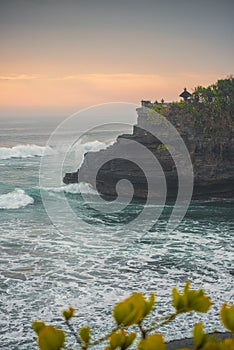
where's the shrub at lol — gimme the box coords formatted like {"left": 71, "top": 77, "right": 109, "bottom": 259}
{"left": 32, "top": 282, "right": 234, "bottom": 350}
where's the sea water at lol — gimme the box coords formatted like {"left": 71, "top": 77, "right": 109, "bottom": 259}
{"left": 0, "top": 115, "right": 233, "bottom": 349}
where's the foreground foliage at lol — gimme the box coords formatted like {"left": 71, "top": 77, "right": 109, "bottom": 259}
{"left": 32, "top": 282, "right": 234, "bottom": 350}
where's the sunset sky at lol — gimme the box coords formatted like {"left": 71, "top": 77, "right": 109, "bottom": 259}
{"left": 0, "top": 0, "right": 234, "bottom": 117}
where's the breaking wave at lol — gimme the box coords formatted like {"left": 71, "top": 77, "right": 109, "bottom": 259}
{"left": 67, "top": 140, "right": 114, "bottom": 168}
{"left": 0, "top": 144, "right": 54, "bottom": 160}
{"left": 75, "top": 140, "right": 112, "bottom": 153}
{"left": 0, "top": 189, "right": 34, "bottom": 209}
{"left": 0, "top": 140, "right": 110, "bottom": 162}
{"left": 40, "top": 182, "right": 97, "bottom": 195}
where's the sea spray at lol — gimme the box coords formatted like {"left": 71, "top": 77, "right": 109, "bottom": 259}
{"left": 63, "top": 140, "right": 114, "bottom": 168}
{"left": 0, "top": 188, "right": 34, "bottom": 209}
{"left": 0, "top": 141, "right": 111, "bottom": 163}
{"left": 0, "top": 144, "right": 54, "bottom": 160}
{"left": 39, "top": 182, "right": 97, "bottom": 195}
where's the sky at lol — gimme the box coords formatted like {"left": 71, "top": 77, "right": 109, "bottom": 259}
{"left": 0, "top": 0, "right": 234, "bottom": 117}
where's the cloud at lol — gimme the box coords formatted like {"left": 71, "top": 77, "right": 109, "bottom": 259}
{"left": 0, "top": 74, "right": 39, "bottom": 81}
{"left": 59, "top": 73, "right": 162, "bottom": 81}
{"left": 0, "top": 73, "right": 164, "bottom": 82}
{"left": 0, "top": 72, "right": 224, "bottom": 95}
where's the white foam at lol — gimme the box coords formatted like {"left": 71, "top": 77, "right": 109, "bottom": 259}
{"left": 0, "top": 189, "right": 34, "bottom": 209}
{"left": 40, "top": 182, "right": 97, "bottom": 195}
{"left": 74, "top": 141, "right": 114, "bottom": 167}
{"left": 0, "top": 144, "right": 54, "bottom": 160}
{"left": 64, "top": 140, "right": 114, "bottom": 168}
{"left": 77, "top": 140, "right": 113, "bottom": 153}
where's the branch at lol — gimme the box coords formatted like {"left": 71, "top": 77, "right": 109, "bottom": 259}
{"left": 145, "top": 312, "right": 177, "bottom": 335}
{"left": 65, "top": 319, "right": 81, "bottom": 345}
{"left": 89, "top": 327, "right": 119, "bottom": 346}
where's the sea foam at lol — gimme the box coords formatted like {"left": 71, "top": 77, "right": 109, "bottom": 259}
{"left": 0, "top": 189, "right": 34, "bottom": 209}
{"left": 40, "top": 182, "right": 97, "bottom": 195}
{"left": 0, "top": 144, "right": 54, "bottom": 160}
{"left": 66, "top": 140, "right": 114, "bottom": 168}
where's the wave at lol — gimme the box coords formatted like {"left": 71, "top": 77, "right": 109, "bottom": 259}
{"left": 66, "top": 140, "right": 114, "bottom": 168}
{"left": 0, "top": 140, "right": 110, "bottom": 161}
{"left": 39, "top": 182, "right": 97, "bottom": 195}
{"left": 0, "top": 144, "right": 54, "bottom": 160}
{"left": 76, "top": 140, "right": 113, "bottom": 153}
{"left": 0, "top": 189, "right": 34, "bottom": 209}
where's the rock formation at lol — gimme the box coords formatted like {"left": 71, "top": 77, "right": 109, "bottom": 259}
{"left": 63, "top": 78, "right": 234, "bottom": 200}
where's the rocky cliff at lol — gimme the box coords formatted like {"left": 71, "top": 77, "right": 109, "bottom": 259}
{"left": 63, "top": 105, "right": 234, "bottom": 200}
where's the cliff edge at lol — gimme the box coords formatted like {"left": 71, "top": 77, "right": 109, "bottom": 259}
{"left": 63, "top": 77, "right": 234, "bottom": 200}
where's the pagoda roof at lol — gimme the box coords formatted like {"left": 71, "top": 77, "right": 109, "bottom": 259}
{"left": 179, "top": 88, "right": 191, "bottom": 98}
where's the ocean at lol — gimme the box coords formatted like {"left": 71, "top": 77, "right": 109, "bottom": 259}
{"left": 0, "top": 114, "right": 233, "bottom": 350}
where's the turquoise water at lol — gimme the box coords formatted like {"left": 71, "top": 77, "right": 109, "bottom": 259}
{"left": 0, "top": 116, "right": 233, "bottom": 349}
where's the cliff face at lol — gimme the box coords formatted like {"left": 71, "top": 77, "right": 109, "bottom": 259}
{"left": 63, "top": 106, "right": 234, "bottom": 199}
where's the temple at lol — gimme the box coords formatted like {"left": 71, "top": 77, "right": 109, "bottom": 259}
{"left": 141, "top": 88, "right": 192, "bottom": 108}
{"left": 179, "top": 88, "right": 191, "bottom": 101}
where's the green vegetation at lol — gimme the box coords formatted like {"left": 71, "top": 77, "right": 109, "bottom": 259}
{"left": 32, "top": 282, "right": 234, "bottom": 350}
{"left": 148, "top": 76, "right": 234, "bottom": 159}
{"left": 170, "top": 76, "right": 234, "bottom": 132}
{"left": 151, "top": 104, "right": 166, "bottom": 115}
{"left": 157, "top": 144, "right": 168, "bottom": 151}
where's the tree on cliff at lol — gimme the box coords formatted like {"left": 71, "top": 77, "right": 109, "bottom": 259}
{"left": 191, "top": 76, "right": 234, "bottom": 121}
{"left": 152, "top": 76, "right": 234, "bottom": 160}
{"left": 166, "top": 76, "right": 234, "bottom": 133}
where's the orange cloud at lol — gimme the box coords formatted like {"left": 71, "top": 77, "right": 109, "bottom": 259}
{"left": 0, "top": 74, "right": 40, "bottom": 81}
{"left": 0, "top": 72, "right": 226, "bottom": 109}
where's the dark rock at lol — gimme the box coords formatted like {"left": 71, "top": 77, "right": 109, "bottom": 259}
{"left": 63, "top": 172, "right": 78, "bottom": 184}
{"left": 166, "top": 332, "right": 232, "bottom": 350}
{"left": 63, "top": 107, "right": 234, "bottom": 200}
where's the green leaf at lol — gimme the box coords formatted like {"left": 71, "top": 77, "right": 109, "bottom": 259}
{"left": 172, "top": 287, "right": 184, "bottom": 311}
{"left": 124, "top": 332, "right": 137, "bottom": 349}
{"left": 32, "top": 321, "right": 46, "bottom": 334}
{"left": 37, "top": 325, "right": 65, "bottom": 350}
{"left": 192, "top": 322, "right": 209, "bottom": 349}
{"left": 220, "top": 303, "right": 234, "bottom": 333}
{"left": 79, "top": 326, "right": 91, "bottom": 344}
{"left": 109, "top": 330, "right": 125, "bottom": 350}
{"left": 138, "top": 334, "right": 165, "bottom": 350}
{"left": 62, "top": 306, "right": 75, "bottom": 321}
{"left": 108, "top": 330, "right": 136, "bottom": 350}
{"left": 113, "top": 292, "right": 155, "bottom": 327}
{"left": 190, "top": 292, "right": 211, "bottom": 313}
{"left": 143, "top": 293, "right": 156, "bottom": 319}
{"left": 172, "top": 282, "right": 211, "bottom": 314}
{"left": 113, "top": 299, "right": 130, "bottom": 326}
{"left": 220, "top": 338, "right": 234, "bottom": 349}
